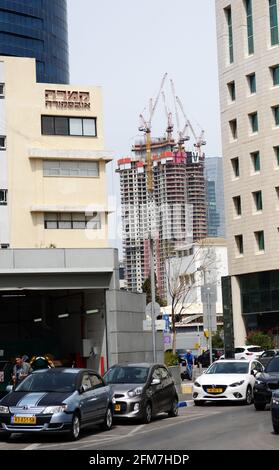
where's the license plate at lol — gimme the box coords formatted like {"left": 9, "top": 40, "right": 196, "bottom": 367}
{"left": 207, "top": 388, "right": 223, "bottom": 393}
{"left": 12, "top": 416, "right": 36, "bottom": 424}
{"left": 114, "top": 404, "right": 121, "bottom": 411}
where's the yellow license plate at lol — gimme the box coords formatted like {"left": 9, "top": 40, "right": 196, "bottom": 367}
{"left": 207, "top": 388, "right": 223, "bottom": 393}
{"left": 114, "top": 404, "right": 121, "bottom": 411}
{"left": 13, "top": 416, "right": 36, "bottom": 424}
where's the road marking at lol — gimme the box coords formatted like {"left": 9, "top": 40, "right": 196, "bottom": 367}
{"left": 126, "top": 425, "right": 145, "bottom": 436}
{"left": 24, "top": 443, "right": 40, "bottom": 450}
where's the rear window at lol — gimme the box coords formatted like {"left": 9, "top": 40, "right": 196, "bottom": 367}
{"left": 235, "top": 348, "right": 245, "bottom": 353}
{"left": 266, "top": 357, "right": 279, "bottom": 373}
{"left": 247, "top": 347, "right": 262, "bottom": 352}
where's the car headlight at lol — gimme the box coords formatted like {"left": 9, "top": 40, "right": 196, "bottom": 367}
{"left": 194, "top": 381, "right": 201, "bottom": 387}
{"left": 229, "top": 380, "right": 245, "bottom": 387}
{"left": 0, "top": 406, "right": 9, "bottom": 414}
{"left": 127, "top": 387, "right": 143, "bottom": 397}
{"left": 43, "top": 405, "right": 68, "bottom": 414}
{"left": 272, "top": 398, "right": 279, "bottom": 406}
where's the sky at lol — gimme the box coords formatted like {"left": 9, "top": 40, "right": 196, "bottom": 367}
{"left": 67, "top": 0, "right": 222, "bottom": 252}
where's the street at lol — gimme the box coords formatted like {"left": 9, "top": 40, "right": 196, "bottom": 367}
{"left": 0, "top": 403, "right": 278, "bottom": 450}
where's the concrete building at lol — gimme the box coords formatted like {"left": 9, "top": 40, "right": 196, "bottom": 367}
{"left": 216, "top": 0, "right": 279, "bottom": 350}
{"left": 0, "top": 56, "right": 163, "bottom": 369}
{"left": 205, "top": 156, "right": 225, "bottom": 237}
{"left": 0, "top": 0, "right": 69, "bottom": 83}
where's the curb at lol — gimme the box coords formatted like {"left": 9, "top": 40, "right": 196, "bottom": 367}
{"left": 178, "top": 399, "right": 194, "bottom": 408}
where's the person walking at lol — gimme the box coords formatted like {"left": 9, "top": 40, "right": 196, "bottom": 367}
{"left": 12, "top": 355, "right": 32, "bottom": 386}
{"left": 185, "top": 349, "right": 194, "bottom": 380}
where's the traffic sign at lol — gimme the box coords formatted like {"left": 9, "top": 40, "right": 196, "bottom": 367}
{"left": 145, "top": 302, "right": 161, "bottom": 319}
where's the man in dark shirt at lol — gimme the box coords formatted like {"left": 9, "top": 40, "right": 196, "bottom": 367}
{"left": 12, "top": 355, "right": 32, "bottom": 386}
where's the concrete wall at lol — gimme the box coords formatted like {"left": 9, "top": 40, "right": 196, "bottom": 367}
{"left": 106, "top": 290, "right": 164, "bottom": 367}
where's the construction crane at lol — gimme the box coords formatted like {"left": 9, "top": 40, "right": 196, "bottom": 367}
{"left": 176, "top": 95, "right": 206, "bottom": 158}
{"left": 170, "top": 79, "right": 190, "bottom": 151}
{"left": 139, "top": 72, "right": 167, "bottom": 193}
{"left": 161, "top": 90, "right": 173, "bottom": 141}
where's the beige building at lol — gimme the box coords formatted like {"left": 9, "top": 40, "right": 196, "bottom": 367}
{"left": 216, "top": 0, "right": 279, "bottom": 349}
{"left": 0, "top": 56, "right": 111, "bottom": 249}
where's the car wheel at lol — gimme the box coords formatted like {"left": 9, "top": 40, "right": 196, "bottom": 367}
{"left": 194, "top": 400, "right": 205, "bottom": 406}
{"left": 254, "top": 402, "right": 266, "bottom": 411}
{"left": 168, "top": 397, "right": 178, "bottom": 417}
{"left": 101, "top": 406, "right": 113, "bottom": 431}
{"left": 68, "top": 413, "right": 81, "bottom": 441}
{"left": 244, "top": 386, "right": 253, "bottom": 405}
{"left": 142, "top": 402, "right": 152, "bottom": 424}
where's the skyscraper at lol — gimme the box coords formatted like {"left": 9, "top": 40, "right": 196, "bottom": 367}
{"left": 216, "top": 0, "right": 279, "bottom": 348}
{"left": 205, "top": 156, "right": 225, "bottom": 237}
{"left": 0, "top": 0, "right": 69, "bottom": 83}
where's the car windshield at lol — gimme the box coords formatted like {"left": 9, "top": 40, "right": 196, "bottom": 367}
{"left": 266, "top": 357, "right": 279, "bottom": 373}
{"left": 206, "top": 362, "right": 249, "bottom": 374}
{"left": 15, "top": 371, "right": 77, "bottom": 392}
{"left": 104, "top": 366, "right": 149, "bottom": 384}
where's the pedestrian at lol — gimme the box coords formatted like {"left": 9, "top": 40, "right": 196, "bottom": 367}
{"left": 12, "top": 355, "right": 32, "bottom": 386}
{"left": 185, "top": 349, "right": 194, "bottom": 380}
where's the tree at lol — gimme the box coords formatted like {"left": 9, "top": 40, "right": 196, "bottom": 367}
{"left": 212, "top": 329, "right": 224, "bottom": 348}
{"left": 246, "top": 330, "right": 275, "bottom": 350}
{"left": 142, "top": 275, "right": 167, "bottom": 307}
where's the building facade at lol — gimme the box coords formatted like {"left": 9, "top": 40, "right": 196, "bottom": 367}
{"left": 0, "top": 56, "right": 110, "bottom": 249}
{"left": 0, "top": 0, "right": 69, "bottom": 83}
{"left": 205, "top": 156, "right": 225, "bottom": 237}
{"left": 216, "top": 0, "right": 279, "bottom": 348}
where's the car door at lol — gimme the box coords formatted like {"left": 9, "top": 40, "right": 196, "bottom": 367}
{"left": 89, "top": 372, "right": 108, "bottom": 420}
{"left": 150, "top": 366, "right": 165, "bottom": 413}
{"left": 159, "top": 366, "right": 175, "bottom": 411}
{"left": 79, "top": 372, "right": 96, "bottom": 423}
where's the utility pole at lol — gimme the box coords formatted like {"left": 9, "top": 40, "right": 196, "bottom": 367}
{"left": 149, "top": 235, "right": 156, "bottom": 362}
{"left": 206, "top": 286, "right": 213, "bottom": 365}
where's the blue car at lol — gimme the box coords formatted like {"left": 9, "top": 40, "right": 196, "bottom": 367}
{"left": 0, "top": 368, "right": 114, "bottom": 440}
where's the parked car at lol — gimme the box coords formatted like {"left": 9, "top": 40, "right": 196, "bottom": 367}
{"left": 197, "top": 349, "right": 224, "bottom": 368}
{"left": 103, "top": 363, "right": 178, "bottom": 423}
{"left": 192, "top": 359, "right": 264, "bottom": 406}
{"left": 219, "top": 345, "right": 264, "bottom": 361}
{"left": 271, "top": 389, "right": 279, "bottom": 434}
{"left": 0, "top": 368, "right": 114, "bottom": 440}
{"left": 258, "top": 349, "right": 279, "bottom": 368}
{"left": 0, "top": 361, "right": 13, "bottom": 398}
{"left": 253, "top": 355, "right": 279, "bottom": 410}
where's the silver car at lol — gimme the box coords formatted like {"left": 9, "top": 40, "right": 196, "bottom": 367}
{"left": 103, "top": 363, "right": 178, "bottom": 423}
{"left": 0, "top": 368, "right": 114, "bottom": 440}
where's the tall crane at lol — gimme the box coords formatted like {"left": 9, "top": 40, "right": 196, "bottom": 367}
{"left": 161, "top": 90, "right": 173, "bottom": 141}
{"left": 176, "top": 95, "right": 206, "bottom": 157}
{"left": 170, "top": 79, "right": 190, "bottom": 151}
{"left": 139, "top": 72, "right": 167, "bottom": 192}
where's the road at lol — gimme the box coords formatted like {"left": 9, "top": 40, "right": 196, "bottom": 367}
{"left": 0, "top": 403, "right": 278, "bottom": 450}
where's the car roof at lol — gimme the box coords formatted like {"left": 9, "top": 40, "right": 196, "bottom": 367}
{"left": 32, "top": 368, "right": 98, "bottom": 375}
{"left": 109, "top": 363, "right": 162, "bottom": 368}
{"left": 215, "top": 359, "right": 251, "bottom": 363}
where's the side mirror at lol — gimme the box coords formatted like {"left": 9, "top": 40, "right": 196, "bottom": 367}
{"left": 151, "top": 378, "right": 160, "bottom": 385}
{"left": 6, "top": 385, "right": 13, "bottom": 393}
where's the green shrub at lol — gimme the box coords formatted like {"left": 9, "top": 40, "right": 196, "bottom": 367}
{"left": 246, "top": 330, "right": 275, "bottom": 350}
{"left": 164, "top": 350, "right": 179, "bottom": 366}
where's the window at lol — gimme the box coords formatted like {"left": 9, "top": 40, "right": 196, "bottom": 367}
{"left": 251, "top": 151, "right": 260, "bottom": 171}
{"left": 273, "top": 105, "right": 279, "bottom": 125}
{"left": 225, "top": 6, "right": 234, "bottom": 63}
{"left": 247, "top": 73, "right": 256, "bottom": 94}
{"left": 0, "top": 189, "right": 7, "bottom": 205}
{"left": 269, "top": 0, "right": 279, "bottom": 45}
{"left": 233, "top": 196, "right": 242, "bottom": 216}
{"left": 275, "top": 186, "right": 279, "bottom": 204}
{"left": 44, "top": 212, "right": 101, "bottom": 230}
{"left": 245, "top": 0, "right": 254, "bottom": 54}
{"left": 41, "top": 116, "right": 97, "bottom": 137}
{"left": 253, "top": 190, "right": 263, "bottom": 211}
{"left": 274, "top": 146, "right": 279, "bottom": 165}
{"left": 229, "top": 119, "right": 237, "bottom": 139}
{"left": 249, "top": 112, "right": 258, "bottom": 132}
{"left": 43, "top": 160, "right": 99, "bottom": 177}
{"left": 228, "top": 81, "right": 236, "bottom": 101}
{"left": 235, "top": 235, "right": 244, "bottom": 255}
{"left": 271, "top": 65, "right": 279, "bottom": 85}
{"left": 231, "top": 157, "right": 239, "bottom": 177}
{"left": 0, "top": 83, "right": 4, "bottom": 98}
{"left": 0, "top": 136, "right": 6, "bottom": 150}
{"left": 255, "top": 230, "right": 265, "bottom": 251}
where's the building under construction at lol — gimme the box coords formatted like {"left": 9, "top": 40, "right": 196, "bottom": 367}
{"left": 117, "top": 137, "right": 207, "bottom": 299}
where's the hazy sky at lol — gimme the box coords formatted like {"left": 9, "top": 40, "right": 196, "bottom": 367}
{"left": 67, "top": 0, "right": 222, "bottom": 159}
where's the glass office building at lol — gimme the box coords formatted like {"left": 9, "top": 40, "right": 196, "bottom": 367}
{"left": 0, "top": 0, "right": 69, "bottom": 84}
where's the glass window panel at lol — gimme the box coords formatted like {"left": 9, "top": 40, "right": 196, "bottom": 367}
{"left": 72, "top": 221, "right": 86, "bottom": 229}
{"left": 42, "top": 116, "right": 55, "bottom": 135}
{"left": 58, "top": 221, "right": 72, "bottom": 229}
{"left": 82, "top": 118, "right": 96, "bottom": 136}
{"left": 273, "top": 66, "right": 279, "bottom": 85}
{"left": 44, "top": 213, "right": 58, "bottom": 221}
{"left": 69, "top": 118, "right": 83, "bottom": 136}
{"left": 54, "top": 117, "right": 69, "bottom": 135}
{"left": 45, "top": 221, "right": 58, "bottom": 229}
{"left": 72, "top": 213, "right": 84, "bottom": 221}
{"left": 59, "top": 213, "right": 71, "bottom": 221}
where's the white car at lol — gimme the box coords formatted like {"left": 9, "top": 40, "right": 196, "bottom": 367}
{"left": 192, "top": 359, "right": 264, "bottom": 406}
{"left": 219, "top": 345, "right": 264, "bottom": 361}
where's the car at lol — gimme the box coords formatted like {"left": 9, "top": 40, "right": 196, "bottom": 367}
{"left": 0, "top": 368, "right": 114, "bottom": 440}
{"left": 192, "top": 359, "right": 264, "bottom": 405}
{"left": 103, "top": 363, "right": 178, "bottom": 423}
{"left": 219, "top": 345, "right": 264, "bottom": 361}
{"left": 0, "top": 361, "right": 13, "bottom": 398}
{"left": 253, "top": 355, "right": 279, "bottom": 410}
{"left": 258, "top": 349, "right": 279, "bottom": 368}
{"left": 271, "top": 389, "right": 279, "bottom": 434}
{"left": 196, "top": 349, "right": 224, "bottom": 368}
